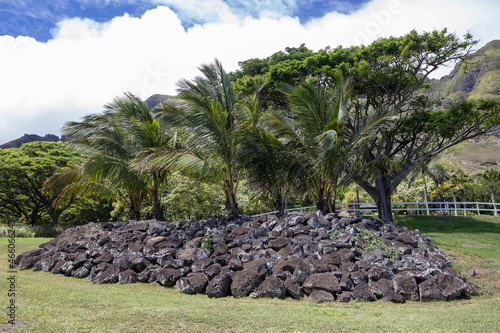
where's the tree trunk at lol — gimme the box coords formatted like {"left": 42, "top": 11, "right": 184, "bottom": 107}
{"left": 151, "top": 173, "right": 166, "bottom": 221}
{"left": 151, "top": 200, "right": 165, "bottom": 221}
{"left": 48, "top": 209, "right": 62, "bottom": 227}
{"left": 128, "top": 196, "right": 142, "bottom": 220}
{"left": 28, "top": 205, "right": 42, "bottom": 226}
{"left": 462, "top": 189, "right": 467, "bottom": 216}
{"left": 274, "top": 193, "right": 285, "bottom": 217}
{"left": 316, "top": 186, "right": 330, "bottom": 215}
{"left": 490, "top": 181, "right": 498, "bottom": 217}
{"left": 452, "top": 189, "right": 458, "bottom": 216}
{"left": 224, "top": 179, "right": 240, "bottom": 220}
{"left": 128, "top": 207, "right": 141, "bottom": 221}
{"left": 354, "top": 188, "right": 361, "bottom": 217}
{"left": 422, "top": 173, "right": 430, "bottom": 215}
{"left": 377, "top": 192, "right": 393, "bottom": 223}
{"left": 357, "top": 175, "right": 394, "bottom": 223}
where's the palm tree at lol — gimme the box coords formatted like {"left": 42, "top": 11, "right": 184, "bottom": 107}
{"left": 431, "top": 183, "right": 451, "bottom": 215}
{"left": 139, "top": 60, "right": 242, "bottom": 219}
{"left": 408, "top": 161, "right": 432, "bottom": 215}
{"left": 237, "top": 80, "right": 304, "bottom": 216}
{"left": 408, "top": 160, "right": 449, "bottom": 216}
{"left": 49, "top": 93, "right": 169, "bottom": 220}
{"left": 482, "top": 168, "right": 500, "bottom": 216}
{"left": 449, "top": 171, "right": 469, "bottom": 216}
{"left": 264, "top": 74, "right": 386, "bottom": 215}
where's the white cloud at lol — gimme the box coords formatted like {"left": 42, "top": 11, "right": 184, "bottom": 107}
{"left": 1, "top": 0, "right": 499, "bottom": 143}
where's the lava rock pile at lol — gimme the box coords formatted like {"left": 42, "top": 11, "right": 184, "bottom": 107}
{"left": 16, "top": 213, "right": 478, "bottom": 303}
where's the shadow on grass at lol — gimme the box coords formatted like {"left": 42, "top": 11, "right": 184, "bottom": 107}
{"left": 393, "top": 215, "right": 500, "bottom": 235}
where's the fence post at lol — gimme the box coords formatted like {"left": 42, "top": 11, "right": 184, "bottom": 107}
{"left": 476, "top": 202, "right": 480, "bottom": 216}
{"left": 446, "top": 202, "right": 450, "bottom": 216}
{"left": 416, "top": 202, "right": 419, "bottom": 215}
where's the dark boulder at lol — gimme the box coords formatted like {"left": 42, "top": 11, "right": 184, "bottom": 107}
{"left": 308, "top": 290, "right": 335, "bottom": 303}
{"left": 231, "top": 269, "right": 265, "bottom": 297}
{"left": 352, "top": 282, "right": 376, "bottom": 302}
{"left": 206, "top": 271, "right": 232, "bottom": 298}
{"left": 302, "top": 273, "right": 341, "bottom": 295}
{"left": 256, "top": 276, "right": 286, "bottom": 299}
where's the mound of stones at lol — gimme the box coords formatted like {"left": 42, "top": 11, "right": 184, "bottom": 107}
{"left": 16, "top": 213, "right": 479, "bottom": 303}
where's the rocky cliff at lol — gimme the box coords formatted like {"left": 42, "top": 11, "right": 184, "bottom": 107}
{"left": 427, "top": 40, "right": 500, "bottom": 109}
{"left": 0, "top": 133, "right": 62, "bottom": 149}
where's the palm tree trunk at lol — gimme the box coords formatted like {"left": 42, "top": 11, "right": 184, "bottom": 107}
{"left": 224, "top": 179, "right": 240, "bottom": 219}
{"left": 128, "top": 195, "right": 142, "bottom": 220}
{"left": 275, "top": 193, "right": 285, "bottom": 217}
{"left": 489, "top": 180, "right": 498, "bottom": 216}
{"left": 422, "top": 172, "right": 430, "bottom": 215}
{"left": 452, "top": 189, "right": 458, "bottom": 216}
{"left": 462, "top": 189, "right": 467, "bottom": 216}
{"left": 316, "top": 186, "right": 330, "bottom": 215}
{"left": 151, "top": 173, "right": 166, "bottom": 221}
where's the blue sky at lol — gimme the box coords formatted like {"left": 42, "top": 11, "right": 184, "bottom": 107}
{"left": 0, "top": 0, "right": 499, "bottom": 143}
{"left": 0, "top": 0, "right": 371, "bottom": 42}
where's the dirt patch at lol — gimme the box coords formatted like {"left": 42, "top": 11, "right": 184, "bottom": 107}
{"left": 0, "top": 321, "right": 28, "bottom": 332}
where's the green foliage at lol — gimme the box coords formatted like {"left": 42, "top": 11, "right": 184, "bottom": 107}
{"left": 329, "top": 230, "right": 339, "bottom": 242}
{"left": 201, "top": 230, "right": 213, "bottom": 254}
{"left": 163, "top": 174, "right": 224, "bottom": 220}
{"left": 352, "top": 229, "right": 400, "bottom": 262}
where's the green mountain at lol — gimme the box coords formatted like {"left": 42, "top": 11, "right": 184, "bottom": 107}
{"left": 428, "top": 40, "right": 500, "bottom": 109}
{"left": 428, "top": 40, "right": 500, "bottom": 174}
{"left": 145, "top": 94, "right": 176, "bottom": 110}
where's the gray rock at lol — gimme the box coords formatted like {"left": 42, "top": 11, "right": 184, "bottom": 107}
{"left": 352, "top": 282, "right": 376, "bottom": 301}
{"left": 284, "top": 275, "right": 303, "bottom": 299}
{"left": 157, "top": 268, "right": 183, "bottom": 286}
{"left": 206, "top": 271, "right": 232, "bottom": 298}
{"left": 231, "top": 269, "right": 265, "bottom": 297}
{"left": 302, "top": 273, "right": 341, "bottom": 295}
{"left": 119, "top": 269, "right": 138, "bottom": 284}
{"left": 256, "top": 276, "right": 286, "bottom": 299}
{"left": 308, "top": 290, "right": 335, "bottom": 303}
{"left": 393, "top": 274, "right": 419, "bottom": 301}
{"left": 418, "top": 273, "right": 467, "bottom": 301}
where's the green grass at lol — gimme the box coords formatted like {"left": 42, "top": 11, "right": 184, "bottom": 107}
{"left": 1, "top": 216, "right": 500, "bottom": 332}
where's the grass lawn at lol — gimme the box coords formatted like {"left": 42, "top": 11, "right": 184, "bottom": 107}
{"left": 1, "top": 216, "right": 499, "bottom": 332}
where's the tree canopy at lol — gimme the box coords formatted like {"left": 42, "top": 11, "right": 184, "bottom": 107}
{"left": 233, "top": 28, "right": 500, "bottom": 221}
{"left": 0, "top": 141, "right": 82, "bottom": 225}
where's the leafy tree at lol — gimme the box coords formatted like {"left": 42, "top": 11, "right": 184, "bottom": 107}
{"left": 234, "top": 29, "right": 500, "bottom": 222}
{"left": 0, "top": 141, "right": 82, "bottom": 225}
{"left": 140, "top": 60, "right": 242, "bottom": 219}
{"left": 163, "top": 173, "right": 225, "bottom": 220}
{"left": 481, "top": 168, "right": 500, "bottom": 216}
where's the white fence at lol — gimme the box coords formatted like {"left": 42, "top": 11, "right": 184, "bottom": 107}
{"left": 253, "top": 201, "right": 499, "bottom": 217}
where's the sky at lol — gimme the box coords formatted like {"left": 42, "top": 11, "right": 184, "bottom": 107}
{"left": 1, "top": 0, "right": 499, "bottom": 144}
